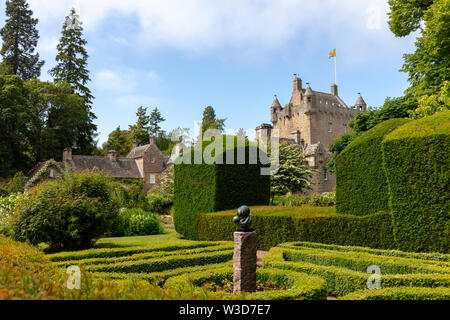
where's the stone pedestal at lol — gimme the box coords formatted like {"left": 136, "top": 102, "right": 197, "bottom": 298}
{"left": 233, "top": 231, "right": 257, "bottom": 293}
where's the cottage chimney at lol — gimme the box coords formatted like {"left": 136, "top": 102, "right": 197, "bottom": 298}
{"left": 331, "top": 84, "right": 338, "bottom": 96}
{"left": 293, "top": 77, "right": 302, "bottom": 92}
{"left": 63, "top": 147, "right": 72, "bottom": 162}
{"left": 149, "top": 136, "right": 155, "bottom": 145}
{"left": 108, "top": 150, "right": 117, "bottom": 162}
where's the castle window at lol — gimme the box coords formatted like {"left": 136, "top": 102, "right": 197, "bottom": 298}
{"left": 150, "top": 174, "right": 156, "bottom": 184}
{"left": 324, "top": 170, "right": 329, "bottom": 181}
{"left": 343, "top": 125, "right": 347, "bottom": 132}
{"left": 307, "top": 97, "right": 312, "bottom": 102}
{"left": 328, "top": 123, "right": 332, "bottom": 133}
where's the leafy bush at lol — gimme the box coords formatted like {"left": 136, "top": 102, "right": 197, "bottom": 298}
{"left": 382, "top": 111, "right": 450, "bottom": 253}
{"left": 273, "top": 192, "right": 335, "bottom": 207}
{"left": 110, "top": 181, "right": 147, "bottom": 209}
{"left": 6, "top": 171, "right": 25, "bottom": 194}
{"left": 0, "top": 193, "right": 22, "bottom": 236}
{"left": 336, "top": 118, "right": 411, "bottom": 215}
{"left": 115, "top": 208, "right": 164, "bottom": 237}
{"left": 11, "top": 171, "right": 119, "bottom": 252}
{"left": 197, "top": 206, "right": 394, "bottom": 251}
{"left": 174, "top": 135, "right": 270, "bottom": 240}
{"left": 146, "top": 193, "right": 173, "bottom": 214}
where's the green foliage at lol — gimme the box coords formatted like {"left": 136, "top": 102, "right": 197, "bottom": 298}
{"left": 165, "top": 267, "right": 328, "bottom": 300}
{"left": 336, "top": 118, "right": 411, "bottom": 215}
{"left": 273, "top": 192, "right": 336, "bottom": 207}
{"left": 100, "top": 126, "right": 133, "bottom": 156}
{"left": 0, "top": 193, "right": 22, "bottom": 236}
{"left": 200, "top": 106, "right": 226, "bottom": 138}
{"left": 174, "top": 136, "right": 270, "bottom": 240}
{"left": 382, "top": 111, "right": 450, "bottom": 253}
{"left": 6, "top": 171, "right": 24, "bottom": 194}
{"left": 270, "top": 142, "right": 313, "bottom": 201}
{"left": 11, "top": 171, "right": 119, "bottom": 252}
{"left": 327, "top": 133, "right": 357, "bottom": 172}
{"left": 197, "top": 206, "right": 394, "bottom": 251}
{"left": 387, "top": 0, "right": 433, "bottom": 37}
{"left": 401, "top": 0, "right": 450, "bottom": 98}
{"left": 115, "top": 208, "right": 164, "bottom": 237}
{"left": 148, "top": 107, "right": 166, "bottom": 137}
{"left": 409, "top": 81, "right": 450, "bottom": 119}
{"left": 0, "top": 0, "right": 44, "bottom": 80}
{"left": 340, "top": 287, "right": 450, "bottom": 300}
{"left": 129, "top": 106, "right": 151, "bottom": 146}
{"left": 146, "top": 193, "right": 173, "bottom": 215}
{"left": 264, "top": 242, "right": 450, "bottom": 297}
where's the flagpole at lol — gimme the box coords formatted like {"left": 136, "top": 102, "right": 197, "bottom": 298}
{"left": 334, "top": 55, "right": 337, "bottom": 85}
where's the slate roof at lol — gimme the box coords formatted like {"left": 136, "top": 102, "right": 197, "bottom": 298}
{"left": 126, "top": 145, "right": 151, "bottom": 159}
{"left": 63, "top": 156, "right": 142, "bottom": 178}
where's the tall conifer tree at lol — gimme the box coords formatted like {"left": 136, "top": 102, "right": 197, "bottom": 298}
{"left": 0, "top": 0, "right": 44, "bottom": 80}
{"left": 50, "top": 8, "right": 97, "bottom": 154}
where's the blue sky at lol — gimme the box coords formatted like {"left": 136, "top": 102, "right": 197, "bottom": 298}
{"left": 0, "top": 0, "right": 418, "bottom": 145}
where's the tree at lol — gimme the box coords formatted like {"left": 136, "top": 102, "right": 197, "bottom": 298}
{"left": 270, "top": 142, "right": 313, "bottom": 203}
{"left": 327, "top": 133, "right": 357, "bottom": 173}
{"left": 401, "top": 0, "right": 450, "bottom": 97}
{"left": 101, "top": 127, "right": 133, "bottom": 156}
{"left": 26, "top": 79, "right": 87, "bottom": 162}
{"left": 236, "top": 128, "right": 246, "bottom": 138}
{"left": 200, "top": 106, "right": 226, "bottom": 138}
{"left": 50, "top": 8, "right": 97, "bottom": 155}
{"left": 148, "top": 107, "right": 166, "bottom": 137}
{"left": 409, "top": 80, "right": 450, "bottom": 119}
{"left": 0, "top": 0, "right": 44, "bottom": 80}
{"left": 388, "top": 0, "right": 434, "bottom": 37}
{"left": 0, "top": 75, "right": 31, "bottom": 177}
{"left": 129, "top": 106, "right": 150, "bottom": 146}
{"left": 7, "top": 171, "right": 24, "bottom": 194}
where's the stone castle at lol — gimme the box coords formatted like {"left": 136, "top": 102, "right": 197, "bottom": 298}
{"left": 256, "top": 77, "right": 367, "bottom": 194}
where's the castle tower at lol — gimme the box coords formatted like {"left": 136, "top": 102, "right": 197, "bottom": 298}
{"left": 355, "top": 95, "right": 367, "bottom": 112}
{"left": 270, "top": 96, "right": 282, "bottom": 123}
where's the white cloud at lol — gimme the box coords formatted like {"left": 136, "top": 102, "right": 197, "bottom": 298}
{"left": 28, "top": 0, "right": 393, "bottom": 54}
{"left": 94, "top": 69, "right": 137, "bottom": 93}
{"left": 114, "top": 94, "right": 158, "bottom": 109}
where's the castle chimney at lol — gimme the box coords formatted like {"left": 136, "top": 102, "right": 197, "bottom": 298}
{"left": 108, "top": 150, "right": 117, "bottom": 162}
{"left": 63, "top": 147, "right": 72, "bottom": 162}
{"left": 149, "top": 136, "right": 155, "bottom": 145}
{"left": 293, "top": 77, "right": 302, "bottom": 92}
{"left": 331, "top": 84, "right": 338, "bottom": 96}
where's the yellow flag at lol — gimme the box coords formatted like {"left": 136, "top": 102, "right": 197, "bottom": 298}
{"left": 329, "top": 49, "right": 336, "bottom": 58}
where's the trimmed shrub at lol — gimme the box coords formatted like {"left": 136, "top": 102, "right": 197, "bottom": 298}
{"left": 273, "top": 192, "right": 336, "bottom": 207}
{"left": 382, "top": 111, "right": 450, "bottom": 253}
{"left": 336, "top": 118, "right": 411, "bottom": 215}
{"left": 11, "top": 171, "right": 119, "bottom": 252}
{"left": 113, "top": 208, "right": 164, "bottom": 237}
{"left": 340, "top": 287, "right": 450, "bottom": 300}
{"left": 198, "top": 206, "right": 394, "bottom": 251}
{"left": 165, "top": 266, "right": 327, "bottom": 300}
{"left": 263, "top": 243, "right": 450, "bottom": 297}
{"left": 146, "top": 193, "right": 173, "bottom": 215}
{"left": 174, "top": 135, "right": 270, "bottom": 239}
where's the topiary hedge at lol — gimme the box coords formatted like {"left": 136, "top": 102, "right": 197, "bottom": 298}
{"left": 336, "top": 118, "right": 411, "bottom": 216}
{"left": 263, "top": 242, "right": 450, "bottom": 297}
{"left": 339, "top": 287, "right": 450, "bottom": 300}
{"left": 382, "top": 111, "right": 450, "bottom": 253}
{"left": 197, "top": 206, "right": 394, "bottom": 251}
{"left": 164, "top": 266, "right": 328, "bottom": 300}
{"left": 174, "top": 135, "right": 270, "bottom": 240}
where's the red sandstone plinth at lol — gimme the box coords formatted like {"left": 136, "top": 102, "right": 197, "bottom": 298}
{"left": 233, "top": 231, "right": 257, "bottom": 293}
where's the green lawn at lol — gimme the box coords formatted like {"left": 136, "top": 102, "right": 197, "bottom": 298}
{"left": 94, "top": 229, "right": 196, "bottom": 248}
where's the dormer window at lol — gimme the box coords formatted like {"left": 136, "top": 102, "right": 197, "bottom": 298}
{"left": 49, "top": 169, "right": 54, "bottom": 178}
{"left": 151, "top": 157, "right": 156, "bottom": 164}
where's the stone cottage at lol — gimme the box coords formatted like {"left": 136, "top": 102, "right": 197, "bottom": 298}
{"left": 25, "top": 136, "right": 182, "bottom": 191}
{"left": 256, "top": 76, "right": 367, "bottom": 194}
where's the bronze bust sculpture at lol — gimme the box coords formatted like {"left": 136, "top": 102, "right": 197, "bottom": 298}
{"left": 233, "top": 205, "right": 253, "bottom": 232}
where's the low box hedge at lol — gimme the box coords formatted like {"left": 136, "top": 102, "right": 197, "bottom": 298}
{"left": 339, "top": 287, "right": 450, "bottom": 300}
{"left": 164, "top": 266, "right": 327, "bottom": 300}
{"left": 86, "top": 250, "right": 234, "bottom": 274}
{"left": 198, "top": 206, "right": 394, "bottom": 251}
{"left": 263, "top": 243, "right": 450, "bottom": 297}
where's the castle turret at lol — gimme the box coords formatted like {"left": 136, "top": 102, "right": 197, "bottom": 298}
{"left": 355, "top": 95, "right": 367, "bottom": 112}
{"left": 271, "top": 96, "right": 282, "bottom": 123}
{"left": 291, "top": 77, "right": 303, "bottom": 105}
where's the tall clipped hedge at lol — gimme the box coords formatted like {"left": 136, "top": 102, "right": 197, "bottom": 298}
{"left": 336, "top": 118, "right": 411, "bottom": 215}
{"left": 382, "top": 111, "right": 450, "bottom": 253}
{"left": 174, "top": 136, "right": 270, "bottom": 239}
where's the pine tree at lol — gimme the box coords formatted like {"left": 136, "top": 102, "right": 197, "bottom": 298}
{"left": 50, "top": 8, "right": 97, "bottom": 155}
{"left": 0, "top": 0, "right": 44, "bottom": 80}
{"left": 129, "top": 106, "right": 150, "bottom": 146}
{"left": 148, "top": 107, "right": 166, "bottom": 137}
{"left": 200, "top": 106, "right": 226, "bottom": 138}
